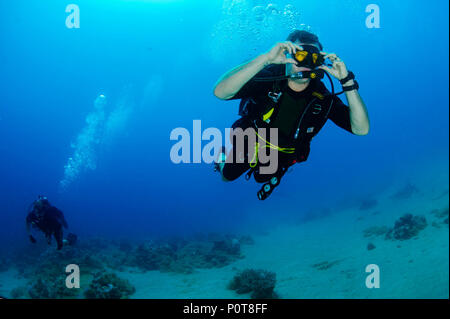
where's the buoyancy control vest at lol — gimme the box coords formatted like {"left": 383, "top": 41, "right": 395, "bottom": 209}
{"left": 234, "top": 70, "right": 334, "bottom": 164}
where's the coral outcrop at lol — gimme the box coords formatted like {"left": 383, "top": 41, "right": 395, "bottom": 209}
{"left": 385, "top": 214, "right": 427, "bottom": 240}
{"left": 28, "top": 274, "right": 79, "bottom": 299}
{"left": 84, "top": 272, "right": 135, "bottom": 299}
{"left": 228, "top": 269, "right": 277, "bottom": 299}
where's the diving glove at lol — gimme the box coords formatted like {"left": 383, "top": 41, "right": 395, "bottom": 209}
{"left": 213, "top": 147, "right": 227, "bottom": 172}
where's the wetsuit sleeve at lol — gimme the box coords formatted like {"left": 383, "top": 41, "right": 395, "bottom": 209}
{"left": 227, "top": 78, "right": 273, "bottom": 100}
{"left": 328, "top": 95, "right": 354, "bottom": 134}
{"left": 226, "top": 65, "right": 283, "bottom": 100}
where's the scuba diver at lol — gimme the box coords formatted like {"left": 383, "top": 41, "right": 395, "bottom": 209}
{"left": 213, "top": 30, "right": 370, "bottom": 200}
{"left": 26, "top": 196, "right": 69, "bottom": 250}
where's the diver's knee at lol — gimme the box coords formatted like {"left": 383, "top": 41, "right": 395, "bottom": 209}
{"left": 221, "top": 163, "right": 248, "bottom": 182}
{"left": 220, "top": 169, "right": 231, "bottom": 182}
{"left": 221, "top": 167, "right": 238, "bottom": 182}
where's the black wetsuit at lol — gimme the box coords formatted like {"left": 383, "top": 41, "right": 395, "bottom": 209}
{"left": 222, "top": 64, "right": 353, "bottom": 182}
{"left": 27, "top": 205, "right": 68, "bottom": 250}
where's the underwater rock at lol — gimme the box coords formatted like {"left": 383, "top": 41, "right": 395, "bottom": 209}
{"left": 367, "top": 243, "right": 376, "bottom": 251}
{"left": 11, "top": 234, "right": 247, "bottom": 285}
{"left": 49, "top": 246, "right": 103, "bottom": 273}
{"left": 176, "top": 239, "right": 242, "bottom": 271}
{"left": 390, "top": 183, "right": 419, "bottom": 200}
{"left": 385, "top": 214, "right": 427, "bottom": 241}
{"left": 10, "top": 240, "right": 107, "bottom": 284}
{"left": 132, "top": 236, "right": 244, "bottom": 273}
{"left": 359, "top": 198, "right": 378, "bottom": 211}
{"left": 363, "top": 226, "right": 390, "bottom": 238}
{"left": 212, "top": 238, "right": 241, "bottom": 256}
{"left": 134, "top": 242, "right": 175, "bottom": 271}
{"left": 103, "top": 251, "right": 131, "bottom": 271}
{"left": 118, "top": 240, "right": 133, "bottom": 253}
{"left": 161, "top": 242, "right": 212, "bottom": 274}
{"left": 228, "top": 269, "right": 277, "bottom": 299}
{"left": 205, "top": 238, "right": 243, "bottom": 268}
{"left": 10, "top": 286, "right": 27, "bottom": 299}
{"left": 172, "top": 237, "right": 192, "bottom": 251}
{"left": 28, "top": 278, "right": 50, "bottom": 299}
{"left": 84, "top": 272, "right": 135, "bottom": 299}
{"left": 80, "top": 254, "right": 104, "bottom": 271}
{"left": 28, "top": 274, "right": 79, "bottom": 299}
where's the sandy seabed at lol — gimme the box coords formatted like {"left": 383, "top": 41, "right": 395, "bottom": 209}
{"left": 1, "top": 178, "right": 448, "bottom": 299}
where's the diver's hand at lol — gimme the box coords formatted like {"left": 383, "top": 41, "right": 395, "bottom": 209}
{"left": 318, "top": 53, "right": 350, "bottom": 81}
{"left": 29, "top": 235, "right": 36, "bottom": 244}
{"left": 264, "top": 41, "right": 301, "bottom": 65}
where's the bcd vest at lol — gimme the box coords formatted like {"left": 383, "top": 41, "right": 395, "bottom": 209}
{"left": 235, "top": 80, "right": 334, "bottom": 164}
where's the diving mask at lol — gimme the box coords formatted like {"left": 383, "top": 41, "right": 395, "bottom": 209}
{"left": 293, "top": 45, "right": 324, "bottom": 69}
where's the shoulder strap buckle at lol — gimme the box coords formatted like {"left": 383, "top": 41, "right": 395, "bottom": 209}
{"left": 268, "top": 80, "right": 283, "bottom": 103}
{"left": 312, "top": 104, "right": 322, "bottom": 114}
{"left": 268, "top": 91, "right": 282, "bottom": 103}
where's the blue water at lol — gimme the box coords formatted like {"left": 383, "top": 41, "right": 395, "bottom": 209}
{"left": 0, "top": 0, "right": 448, "bottom": 272}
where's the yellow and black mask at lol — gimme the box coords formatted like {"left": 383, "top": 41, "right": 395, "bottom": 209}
{"left": 293, "top": 45, "right": 324, "bottom": 69}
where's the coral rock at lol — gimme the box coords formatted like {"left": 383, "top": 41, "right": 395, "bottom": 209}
{"left": 385, "top": 214, "right": 427, "bottom": 241}
{"left": 228, "top": 269, "right": 277, "bottom": 299}
{"left": 84, "top": 272, "right": 135, "bottom": 299}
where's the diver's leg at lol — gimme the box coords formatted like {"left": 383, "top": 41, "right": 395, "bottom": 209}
{"left": 221, "top": 162, "right": 250, "bottom": 181}
{"left": 220, "top": 147, "right": 250, "bottom": 182}
{"left": 216, "top": 118, "right": 254, "bottom": 181}
{"left": 213, "top": 143, "right": 250, "bottom": 182}
{"left": 54, "top": 228, "right": 64, "bottom": 250}
{"left": 46, "top": 234, "right": 52, "bottom": 245}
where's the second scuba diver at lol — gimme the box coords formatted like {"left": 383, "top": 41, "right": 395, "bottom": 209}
{"left": 26, "top": 196, "right": 72, "bottom": 250}
{"left": 213, "top": 30, "right": 370, "bottom": 200}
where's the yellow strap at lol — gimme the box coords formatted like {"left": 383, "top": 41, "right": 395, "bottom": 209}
{"left": 312, "top": 91, "right": 325, "bottom": 100}
{"left": 262, "top": 108, "right": 274, "bottom": 122}
{"left": 249, "top": 142, "right": 258, "bottom": 168}
{"left": 255, "top": 131, "right": 295, "bottom": 153}
{"left": 249, "top": 131, "right": 296, "bottom": 168}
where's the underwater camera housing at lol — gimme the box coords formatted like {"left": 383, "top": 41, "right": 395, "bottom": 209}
{"left": 290, "top": 69, "right": 325, "bottom": 80}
